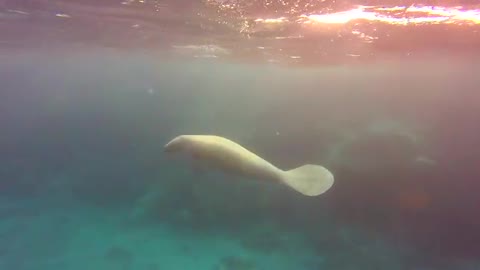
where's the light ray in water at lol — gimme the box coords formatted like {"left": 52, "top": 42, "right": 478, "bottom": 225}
{"left": 301, "top": 5, "right": 480, "bottom": 25}
{"left": 210, "top": 4, "right": 480, "bottom": 27}
{"left": 205, "top": 2, "right": 480, "bottom": 38}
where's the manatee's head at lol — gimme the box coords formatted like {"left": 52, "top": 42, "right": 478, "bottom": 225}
{"left": 164, "top": 135, "right": 189, "bottom": 153}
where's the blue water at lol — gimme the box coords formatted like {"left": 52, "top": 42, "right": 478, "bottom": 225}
{"left": 1, "top": 1, "right": 480, "bottom": 270}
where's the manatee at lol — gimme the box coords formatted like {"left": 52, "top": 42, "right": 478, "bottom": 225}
{"left": 164, "top": 135, "right": 334, "bottom": 196}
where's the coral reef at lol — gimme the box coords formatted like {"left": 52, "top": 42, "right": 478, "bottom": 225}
{"left": 215, "top": 256, "right": 257, "bottom": 270}
{"left": 104, "top": 246, "right": 134, "bottom": 270}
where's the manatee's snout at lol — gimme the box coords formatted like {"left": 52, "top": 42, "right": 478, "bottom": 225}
{"left": 164, "top": 136, "right": 186, "bottom": 153}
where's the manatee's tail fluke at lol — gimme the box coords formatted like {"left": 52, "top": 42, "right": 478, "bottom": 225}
{"left": 280, "top": 164, "right": 334, "bottom": 196}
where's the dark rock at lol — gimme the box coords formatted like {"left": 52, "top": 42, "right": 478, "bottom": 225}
{"left": 215, "top": 256, "right": 256, "bottom": 270}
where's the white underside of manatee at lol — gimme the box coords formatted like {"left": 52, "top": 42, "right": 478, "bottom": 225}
{"left": 164, "top": 135, "right": 334, "bottom": 196}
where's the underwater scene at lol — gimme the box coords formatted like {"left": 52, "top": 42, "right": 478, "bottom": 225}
{"left": 1, "top": 0, "right": 480, "bottom": 269}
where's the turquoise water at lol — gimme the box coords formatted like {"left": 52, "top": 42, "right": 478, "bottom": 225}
{"left": 1, "top": 1, "right": 480, "bottom": 269}
{"left": 1, "top": 48, "right": 478, "bottom": 270}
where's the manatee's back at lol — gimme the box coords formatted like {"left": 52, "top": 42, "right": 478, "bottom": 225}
{"left": 188, "top": 135, "right": 280, "bottom": 180}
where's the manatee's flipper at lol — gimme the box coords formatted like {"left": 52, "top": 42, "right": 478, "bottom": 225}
{"left": 191, "top": 161, "right": 208, "bottom": 176}
{"left": 280, "top": 165, "right": 334, "bottom": 196}
{"left": 188, "top": 152, "right": 210, "bottom": 176}
{"left": 127, "top": 188, "right": 163, "bottom": 223}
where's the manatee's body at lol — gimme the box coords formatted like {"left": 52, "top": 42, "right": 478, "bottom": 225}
{"left": 164, "top": 135, "right": 334, "bottom": 196}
